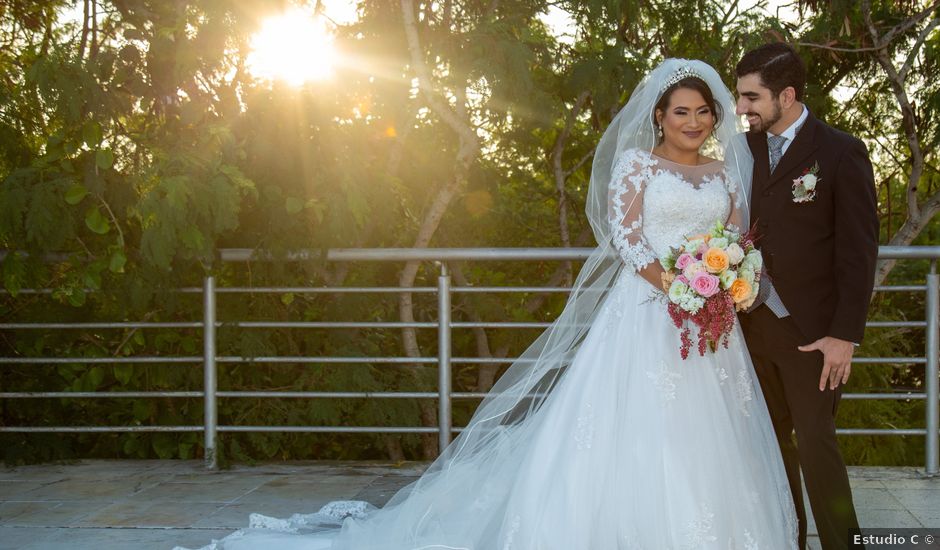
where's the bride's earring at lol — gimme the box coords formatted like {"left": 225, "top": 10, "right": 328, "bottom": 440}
{"left": 657, "top": 125, "right": 663, "bottom": 138}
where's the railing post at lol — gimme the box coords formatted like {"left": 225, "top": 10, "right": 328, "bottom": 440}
{"left": 437, "top": 262, "right": 452, "bottom": 454}
{"left": 926, "top": 260, "right": 939, "bottom": 476}
{"left": 204, "top": 275, "right": 218, "bottom": 470}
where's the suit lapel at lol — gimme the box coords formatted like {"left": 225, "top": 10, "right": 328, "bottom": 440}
{"left": 767, "top": 111, "right": 820, "bottom": 190}
{"left": 746, "top": 131, "right": 771, "bottom": 216}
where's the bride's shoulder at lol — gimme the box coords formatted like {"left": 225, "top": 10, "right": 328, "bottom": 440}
{"left": 619, "top": 148, "right": 654, "bottom": 163}
{"left": 614, "top": 148, "right": 656, "bottom": 172}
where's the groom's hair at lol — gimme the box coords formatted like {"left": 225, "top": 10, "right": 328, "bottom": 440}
{"left": 735, "top": 43, "right": 806, "bottom": 101}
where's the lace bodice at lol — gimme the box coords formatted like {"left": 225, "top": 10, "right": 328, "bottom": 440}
{"left": 607, "top": 149, "right": 743, "bottom": 271}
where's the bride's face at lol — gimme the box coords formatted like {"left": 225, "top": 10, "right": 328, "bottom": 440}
{"left": 655, "top": 88, "right": 716, "bottom": 153}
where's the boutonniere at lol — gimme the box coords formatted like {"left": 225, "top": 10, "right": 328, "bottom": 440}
{"left": 792, "top": 162, "right": 820, "bottom": 204}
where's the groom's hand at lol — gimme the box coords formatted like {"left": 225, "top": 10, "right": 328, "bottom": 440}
{"left": 797, "top": 336, "right": 855, "bottom": 391}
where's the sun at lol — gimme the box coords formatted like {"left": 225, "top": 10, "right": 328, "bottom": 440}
{"left": 247, "top": 8, "right": 337, "bottom": 85}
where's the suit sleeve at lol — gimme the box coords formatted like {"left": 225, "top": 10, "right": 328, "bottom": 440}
{"left": 828, "top": 138, "right": 879, "bottom": 343}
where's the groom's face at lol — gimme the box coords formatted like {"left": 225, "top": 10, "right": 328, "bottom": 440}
{"left": 735, "top": 73, "right": 782, "bottom": 134}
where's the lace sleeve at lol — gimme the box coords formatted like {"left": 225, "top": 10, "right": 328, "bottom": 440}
{"left": 607, "top": 149, "right": 657, "bottom": 271}
{"left": 722, "top": 168, "right": 745, "bottom": 231}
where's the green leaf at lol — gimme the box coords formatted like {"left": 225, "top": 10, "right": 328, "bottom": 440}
{"left": 281, "top": 292, "right": 295, "bottom": 306}
{"left": 114, "top": 364, "right": 133, "bottom": 385}
{"left": 87, "top": 366, "right": 105, "bottom": 388}
{"left": 67, "top": 288, "right": 86, "bottom": 307}
{"left": 109, "top": 249, "right": 127, "bottom": 273}
{"left": 85, "top": 206, "right": 111, "bottom": 234}
{"left": 152, "top": 433, "right": 177, "bottom": 459}
{"left": 95, "top": 148, "right": 114, "bottom": 169}
{"left": 82, "top": 121, "right": 102, "bottom": 146}
{"left": 178, "top": 442, "right": 194, "bottom": 459}
{"left": 65, "top": 185, "right": 89, "bottom": 205}
{"left": 180, "top": 225, "right": 205, "bottom": 251}
{"left": 285, "top": 197, "right": 303, "bottom": 214}
{"left": 2, "top": 251, "right": 26, "bottom": 297}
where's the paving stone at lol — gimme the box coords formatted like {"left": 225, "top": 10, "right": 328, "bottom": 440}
{"left": 850, "top": 487, "right": 907, "bottom": 510}
{"left": 0, "top": 501, "right": 108, "bottom": 527}
{"left": 73, "top": 500, "right": 224, "bottom": 528}
{"left": 8, "top": 479, "right": 153, "bottom": 502}
{"left": 857, "top": 508, "right": 924, "bottom": 528}
{"left": 886, "top": 487, "right": 940, "bottom": 511}
{"left": 0, "top": 482, "right": 51, "bottom": 501}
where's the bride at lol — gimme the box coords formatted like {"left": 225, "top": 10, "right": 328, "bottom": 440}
{"left": 181, "top": 59, "right": 799, "bottom": 550}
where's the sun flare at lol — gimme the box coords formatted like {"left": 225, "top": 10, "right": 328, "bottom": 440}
{"left": 247, "top": 9, "right": 337, "bottom": 85}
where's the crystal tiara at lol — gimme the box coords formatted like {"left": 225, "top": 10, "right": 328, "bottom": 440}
{"left": 660, "top": 65, "right": 705, "bottom": 92}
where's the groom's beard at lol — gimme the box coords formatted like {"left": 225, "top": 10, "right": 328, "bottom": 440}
{"left": 745, "top": 100, "right": 783, "bottom": 133}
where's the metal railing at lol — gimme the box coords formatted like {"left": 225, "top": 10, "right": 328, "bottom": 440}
{"left": 1, "top": 246, "right": 938, "bottom": 474}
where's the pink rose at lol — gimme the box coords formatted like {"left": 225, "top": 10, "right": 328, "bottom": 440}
{"left": 675, "top": 253, "right": 695, "bottom": 271}
{"left": 697, "top": 243, "right": 709, "bottom": 255}
{"left": 691, "top": 271, "right": 720, "bottom": 297}
{"left": 676, "top": 275, "right": 689, "bottom": 285}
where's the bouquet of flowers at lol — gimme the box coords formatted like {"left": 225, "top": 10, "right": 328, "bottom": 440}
{"left": 660, "top": 221, "right": 763, "bottom": 359}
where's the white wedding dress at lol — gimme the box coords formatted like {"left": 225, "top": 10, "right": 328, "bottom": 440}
{"left": 180, "top": 149, "right": 798, "bottom": 550}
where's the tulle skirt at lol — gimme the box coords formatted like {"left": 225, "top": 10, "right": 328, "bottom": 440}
{"left": 180, "top": 269, "right": 798, "bottom": 550}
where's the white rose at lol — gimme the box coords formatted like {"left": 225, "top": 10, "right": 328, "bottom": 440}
{"left": 738, "top": 266, "right": 755, "bottom": 286}
{"left": 744, "top": 249, "right": 763, "bottom": 271}
{"left": 668, "top": 281, "right": 689, "bottom": 304}
{"left": 801, "top": 173, "right": 817, "bottom": 191}
{"left": 685, "top": 238, "right": 706, "bottom": 253}
{"left": 725, "top": 243, "right": 745, "bottom": 265}
{"left": 719, "top": 270, "right": 737, "bottom": 290}
{"left": 709, "top": 237, "right": 729, "bottom": 249}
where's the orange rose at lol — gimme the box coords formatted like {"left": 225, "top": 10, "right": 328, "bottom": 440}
{"left": 703, "top": 247, "right": 730, "bottom": 274}
{"left": 730, "top": 278, "right": 752, "bottom": 303}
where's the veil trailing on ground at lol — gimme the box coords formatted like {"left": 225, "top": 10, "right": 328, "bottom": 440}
{"left": 185, "top": 59, "right": 755, "bottom": 550}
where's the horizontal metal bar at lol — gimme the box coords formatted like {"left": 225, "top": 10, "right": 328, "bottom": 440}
{"left": 874, "top": 285, "right": 927, "bottom": 292}
{"left": 212, "top": 246, "right": 940, "bottom": 263}
{"left": 836, "top": 429, "right": 933, "bottom": 436}
{"left": 217, "top": 426, "right": 439, "bottom": 433}
{"left": 216, "top": 356, "right": 437, "bottom": 364}
{"left": 0, "top": 357, "right": 202, "bottom": 364}
{"left": 451, "top": 358, "right": 537, "bottom": 364}
{"left": 219, "top": 321, "right": 436, "bottom": 328}
{"left": 3, "top": 284, "right": 929, "bottom": 295}
{"left": 453, "top": 286, "right": 575, "bottom": 293}
{"left": 852, "top": 357, "right": 927, "bottom": 364}
{"left": 218, "top": 248, "right": 599, "bottom": 262}
{"left": 0, "top": 392, "right": 202, "bottom": 398}
{"left": 4, "top": 246, "right": 940, "bottom": 266}
{"left": 452, "top": 322, "right": 551, "bottom": 328}
{"left": 216, "top": 391, "right": 437, "bottom": 399}
{"left": 0, "top": 322, "right": 202, "bottom": 330}
{"left": 842, "top": 393, "right": 927, "bottom": 400}
{"left": 0, "top": 356, "right": 925, "bottom": 367}
{"left": 0, "top": 426, "right": 202, "bottom": 433}
{"left": 0, "top": 320, "right": 922, "bottom": 331}
{"left": 0, "top": 391, "right": 923, "bottom": 401}
{"left": 1, "top": 425, "right": 932, "bottom": 436}
{"left": 215, "top": 287, "right": 436, "bottom": 294}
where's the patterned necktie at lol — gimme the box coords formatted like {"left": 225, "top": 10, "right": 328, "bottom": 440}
{"left": 768, "top": 134, "right": 787, "bottom": 173}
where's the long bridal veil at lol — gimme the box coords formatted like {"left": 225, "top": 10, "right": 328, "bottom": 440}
{"left": 183, "top": 59, "right": 755, "bottom": 550}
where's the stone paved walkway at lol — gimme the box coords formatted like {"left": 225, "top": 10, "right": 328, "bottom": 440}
{"left": 0, "top": 460, "right": 937, "bottom": 549}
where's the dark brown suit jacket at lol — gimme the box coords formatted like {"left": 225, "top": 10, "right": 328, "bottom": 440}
{"left": 745, "top": 109, "right": 879, "bottom": 344}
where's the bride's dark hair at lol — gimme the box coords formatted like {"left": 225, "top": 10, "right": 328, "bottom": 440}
{"left": 653, "top": 76, "right": 723, "bottom": 142}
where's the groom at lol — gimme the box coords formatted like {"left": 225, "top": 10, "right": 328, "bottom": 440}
{"left": 735, "top": 43, "right": 879, "bottom": 550}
